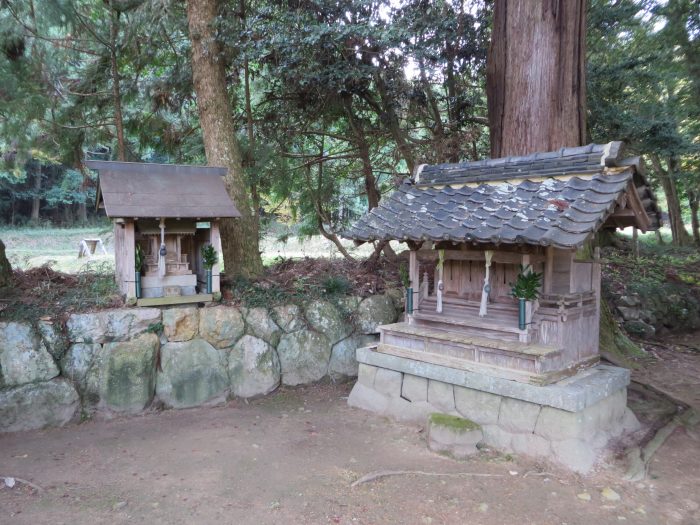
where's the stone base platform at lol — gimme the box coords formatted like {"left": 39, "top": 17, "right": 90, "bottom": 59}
{"left": 348, "top": 346, "right": 640, "bottom": 473}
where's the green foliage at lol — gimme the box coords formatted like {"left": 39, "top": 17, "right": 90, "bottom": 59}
{"left": 146, "top": 322, "right": 164, "bottom": 334}
{"left": 321, "top": 275, "right": 352, "bottom": 296}
{"left": 135, "top": 244, "right": 145, "bottom": 274}
{"left": 201, "top": 244, "right": 218, "bottom": 270}
{"left": 509, "top": 265, "right": 543, "bottom": 301}
{"left": 398, "top": 263, "right": 410, "bottom": 289}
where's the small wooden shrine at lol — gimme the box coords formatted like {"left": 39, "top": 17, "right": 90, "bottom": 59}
{"left": 345, "top": 142, "right": 661, "bottom": 385}
{"left": 87, "top": 160, "right": 241, "bottom": 306}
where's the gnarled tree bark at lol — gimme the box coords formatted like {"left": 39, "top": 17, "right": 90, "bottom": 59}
{"left": 186, "top": 0, "right": 263, "bottom": 277}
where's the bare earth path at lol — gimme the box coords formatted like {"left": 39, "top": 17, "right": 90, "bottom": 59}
{"left": 1, "top": 378, "right": 699, "bottom": 524}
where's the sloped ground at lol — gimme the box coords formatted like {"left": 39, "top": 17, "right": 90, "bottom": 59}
{"left": 1, "top": 354, "right": 699, "bottom": 525}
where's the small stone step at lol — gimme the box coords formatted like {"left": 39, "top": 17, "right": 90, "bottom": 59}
{"left": 427, "top": 413, "right": 483, "bottom": 459}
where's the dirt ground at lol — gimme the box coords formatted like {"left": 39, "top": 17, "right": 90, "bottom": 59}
{"left": 1, "top": 366, "right": 699, "bottom": 525}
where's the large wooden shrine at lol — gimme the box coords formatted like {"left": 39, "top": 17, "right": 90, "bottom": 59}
{"left": 87, "top": 161, "right": 240, "bottom": 306}
{"left": 345, "top": 142, "right": 661, "bottom": 385}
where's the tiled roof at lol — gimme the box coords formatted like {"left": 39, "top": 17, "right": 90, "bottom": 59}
{"left": 344, "top": 142, "right": 661, "bottom": 249}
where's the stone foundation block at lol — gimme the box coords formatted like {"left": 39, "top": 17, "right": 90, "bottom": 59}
{"left": 0, "top": 379, "right": 79, "bottom": 433}
{"left": 89, "top": 333, "right": 160, "bottom": 414}
{"left": 428, "top": 380, "right": 455, "bottom": 412}
{"left": 498, "top": 397, "right": 541, "bottom": 434}
{"left": 198, "top": 307, "right": 245, "bottom": 349}
{"left": 163, "top": 307, "right": 199, "bottom": 342}
{"left": 357, "top": 363, "right": 378, "bottom": 387}
{"left": 427, "top": 413, "right": 482, "bottom": 458}
{"left": 228, "top": 335, "right": 280, "bottom": 398}
{"left": 401, "top": 374, "right": 428, "bottom": 403}
{"left": 511, "top": 432, "right": 552, "bottom": 458}
{"left": 0, "top": 322, "right": 59, "bottom": 387}
{"left": 551, "top": 438, "right": 597, "bottom": 474}
{"left": 277, "top": 329, "right": 332, "bottom": 386}
{"left": 67, "top": 308, "right": 161, "bottom": 344}
{"left": 454, "top": 386, "right": 502, "bottom": 425}
{"left": 387, "top": 397, "right": 433, "bottom": 423}
{"left": 481, "top": 424, "right": 513, "bottom": 451}
{"left": 374, "top": 368, "right": 402, "bottom": 396}
{"left": 156, "top": 338, "right": 228, "bottom": 409}
{"left": 347, "top": 382, "right": 390, "bottom": 413}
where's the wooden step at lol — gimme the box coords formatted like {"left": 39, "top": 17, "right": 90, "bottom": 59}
{"left": 411, "top": 311, "right": 522, "bottom": 335}
{"left": 378, "top": 322, "right": 571, "bottom": 385}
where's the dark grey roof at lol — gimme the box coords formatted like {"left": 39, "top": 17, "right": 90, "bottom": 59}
{"left": 87, "top": 160, "right": 241, "bottom": 219}
{"left": 344, "top": 142, "right": 661, "bottom": 249}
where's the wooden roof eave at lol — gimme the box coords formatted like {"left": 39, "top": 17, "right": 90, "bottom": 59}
{"left": 604, "top": 180, "right": 652, "bottom": 232}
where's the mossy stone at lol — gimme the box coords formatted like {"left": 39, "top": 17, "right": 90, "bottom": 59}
{"left": 428, "top": 412, "right": 481, "bottom": 433}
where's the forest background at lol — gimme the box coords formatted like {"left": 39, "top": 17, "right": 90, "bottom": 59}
{"left": 0, "top": 0, "right": 698, "bottom": 267}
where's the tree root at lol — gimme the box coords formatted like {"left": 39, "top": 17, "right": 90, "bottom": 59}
{"left": 624, "top": 408, "right": 698, "bottom": 482}
{"left": 1, "top": 476, "right": 44, "bottom": 494}
{"left": 351, "top": 469, "right": 503, "bottom": 487}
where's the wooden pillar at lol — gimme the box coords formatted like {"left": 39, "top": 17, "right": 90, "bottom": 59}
{"left": 210, "top": 221, "right": 222, "bottom": 294}
{"left": 124, "top": 220, "right": 136, "bottom": 299}
{"left": 591, "top": 246, "right": 602, "bottom": 353}
{"left": 544, "top": 246, "right": 554, "bottom": 294}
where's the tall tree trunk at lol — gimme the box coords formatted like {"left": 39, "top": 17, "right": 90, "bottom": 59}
{"left": 374, "top": 72, "right": 416, "bottom": 174}
{"left": 186, "top": 0, "right": 263, "bottom": 278}
{"left": 486, "top": 0, "right": 637, "bottom": 358}
{"left": 0, "top": 239, "right": 11, "bottom": 287}
{"left": 30, "top": 166, "right": 42, "bottom": 223}
{"left": 487, "top": 0, "right": 587, "bottom": 158}
{"left": 109, "top": 2, "right": 126, "bottom": 161}
{"left": 74, "top": 140, "right": 89, "bottom": 225}
{"left": 343, "top": 98, "right": 381, "bottom": 210}
{"left": 241, "top": 0, "right": 260, "bottom": 214}
{"left": 688, "top": 189, "right": 699, "bottom": 245}
{"left": 650, "top": 153, "right": 692, "bottom": 246}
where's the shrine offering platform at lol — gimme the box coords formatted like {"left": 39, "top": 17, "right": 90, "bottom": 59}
{"left": 348, "top": 345, "right": 639, "bottom": 473}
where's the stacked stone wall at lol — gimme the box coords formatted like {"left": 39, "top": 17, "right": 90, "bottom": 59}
{"left": 0, "top": 291, "right": 402, "bottom": 432}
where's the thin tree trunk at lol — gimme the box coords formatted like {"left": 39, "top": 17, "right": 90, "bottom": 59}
{"left": 343, "top": 99, "right": 381, "bottom": 210}
{"left": 187, "top": 0, "right": 263, "bottom": 278}
{"left": 30, "top": 166, "right": 41, "bottom": 223}
{"left": 487, "top": 0, "right": 587, "bottom": 158}
{"left": 241, "top": 0, "right": 260, "bottom": 214}
{"left": 74, "top": 140, "right": 89, "bottom": 225}
{"left": 307, "top": 144, "right": 355, "bottom": 262}
{"left": 0, "top": 239, "right": 11, "bottom": 287}
{"left": 374, "top": 72, "right": 416, "bottom": 174}
{"left": 78, "top": 202, "right": 88, "bottom": 224}
{"left": 688, "top": 190, "right": 699, "bottom": 245}
{"left": 109, "top": 2, "right": 126, "bottom": 161}
{"left": 650, "top": 153, "right": 691, "bottom": 246}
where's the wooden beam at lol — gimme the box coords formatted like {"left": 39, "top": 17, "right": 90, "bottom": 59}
{"left": 136, "top": 294, "right": 213, "bottom": 307}
{"left": 417, "top": 248, "right": 545, "bottom": 265}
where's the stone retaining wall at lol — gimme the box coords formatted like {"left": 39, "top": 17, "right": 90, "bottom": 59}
{"left": 0, "top": 291, "right": 403, "bottom": 433}
{"left": 348, "top": 360, "right": 640, "bottom": 473}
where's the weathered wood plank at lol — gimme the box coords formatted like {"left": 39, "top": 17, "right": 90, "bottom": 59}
{"left": 136, "top": 293, "right": 213, "bottom": 307}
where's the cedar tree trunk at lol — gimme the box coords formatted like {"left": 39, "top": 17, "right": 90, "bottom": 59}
{"left": 650, "top": 153, "right": 692, "bottom": 246}
{"left": 186, "top": 0, "right": 263, "bottom": 277}
{"left": 487, "top": 0, "right": 587, "bottom": 158}
{"left": 0, "top": 239, "right": 11, "bottom": 287}
{"left": 486, "top": 0, "right": 637, "bottom": 357}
